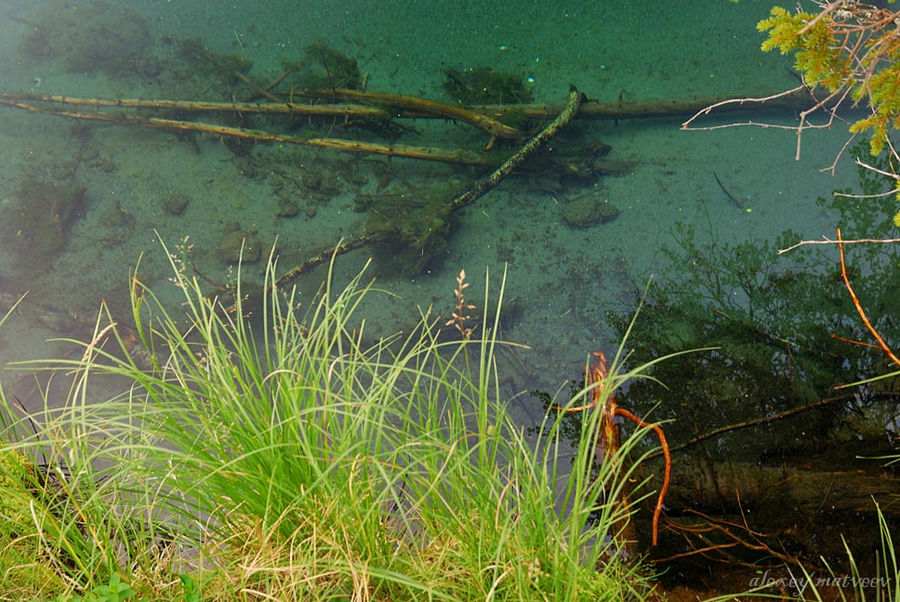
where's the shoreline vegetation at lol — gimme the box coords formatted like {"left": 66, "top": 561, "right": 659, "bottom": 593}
{"left": 0, "top": 249, "right": 667, "bottom": 600}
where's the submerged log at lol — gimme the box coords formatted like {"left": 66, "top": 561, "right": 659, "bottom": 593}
{"left": 0, "top": 89, "right": 810, "bottom": 134}
{"left": 663, "top": 458, "right": 899, "bottom": 519}
{"left": 449, "top": 86, "right": 583, "bottom": 211}
{"left": 0, "top": 97, "right": 495, "bottom": 165}
{"left": 270, "top": 87, "right": 584, "bottom": 292}
{"left": 0, "top": 92, "right": 390, "bottom": 119}
{"left": 472, "top": 91, "right": 812, "bottom": 122}
{"left": 303, "top": 87, "right": 524, "bottom": 140}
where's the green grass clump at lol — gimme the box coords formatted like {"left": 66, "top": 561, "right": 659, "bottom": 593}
{"left": 0, "top": 250, "right": 665, "bottom": 600}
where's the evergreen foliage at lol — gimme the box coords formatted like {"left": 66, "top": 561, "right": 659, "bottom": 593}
{"left": 758, "top": 2, "right": 900, "bottom": 222}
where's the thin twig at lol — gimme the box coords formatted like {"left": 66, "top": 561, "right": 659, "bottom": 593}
{"left": 778, "top": 235, "right": 900, "bottom": 255}
{"left": 680, "top": 86, "right": 807, "bottom": 130}
{"left": 797, "top": 0, "right": 844, "bottom": 36}
{"left": 855, "top": 157, "right": 900, "bottom": 181}
{"left": 832, "top": 189, "right": 898, "bottom": 199}
{"left": 615, "top": 407, "right": 670, "bottom": 547}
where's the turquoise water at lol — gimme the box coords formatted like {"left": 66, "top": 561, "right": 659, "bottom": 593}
{"left": 0, "top": 0, "right": 895, "bottom": 593}
{"left": 0, "top": 0, "right": 857, "bottom": 400}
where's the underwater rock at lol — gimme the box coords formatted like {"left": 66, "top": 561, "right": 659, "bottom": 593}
{"left": 560, "top": 195, "right": 619, "bottom": 227}
{"left": 276, "top": 196, "right": 300, "bottom": 218}
{"left": 0, "top": 180, "right": 86, "bottom": 276}
{"left": 95, "top": 200, "right": 136, "bottom": 248}
{"left": 219, "top": 228, "right": 262, "bottom": 264}
{"left": 161, "top": 193, "right": 191, "bottom": 216}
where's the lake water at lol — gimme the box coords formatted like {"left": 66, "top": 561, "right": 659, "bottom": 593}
{"left": 0, "top": 1, "right": 891, "bottom": 596}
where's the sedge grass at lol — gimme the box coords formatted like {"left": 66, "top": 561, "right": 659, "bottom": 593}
{"left": 0, "top": 249, "right": 672, "bottom": 600}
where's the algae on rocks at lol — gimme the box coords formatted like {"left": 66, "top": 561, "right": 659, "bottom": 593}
{"left": 0, "top": 179, "right": 86, "bottom": 282}
{"left": 356, "top": 183, "right": 463, "bottom": 275}
{"left": 283, "top": 42, "right": 362, "bottom": 92}
{"left": 443, "top": 67, "right": 533, "bottom": 105}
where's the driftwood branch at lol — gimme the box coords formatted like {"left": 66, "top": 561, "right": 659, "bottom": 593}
{"left": 449, "top": 86, "right": 583, "bottom": 210}
{"left": 303, "top": 87, "right": 523, "bottom": 140}
{"left": 778, "top": 235, "right": 900, "bottom": 255}
{"left": 272, "top": 87, "right": 584, "bottom": 290}
{"left": 0, "top": 97, "right": 494, "bottom": 165}
{"left": 0, "top": 88, "right": 811, "bottom": 137}
{"left": 0, "top": 92, "right": 391, "bottom": 119}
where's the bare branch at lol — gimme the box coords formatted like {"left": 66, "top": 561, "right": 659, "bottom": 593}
{"left": 680, "top": 86, "right": 807, "bottom": 131}
{"left": 797, "top": 0, "right": 844, "bottom": 36}
{"left": 778, "top": 235, "right": 900, "bottom": 255}
{"left": 833, "top": 189, "right": 898, "bottom": 199}
{"left": 855, "top": 157, "right": 900, "bottom": 181}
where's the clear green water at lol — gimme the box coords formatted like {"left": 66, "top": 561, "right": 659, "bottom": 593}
{"left": 0, "top": 2, "right": 893, "bottom": 593}
{"left": 0, "top": 0, "right": 858, "bottom": 388}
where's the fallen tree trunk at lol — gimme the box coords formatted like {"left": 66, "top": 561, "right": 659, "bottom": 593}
{"left": 449, "top": 86, "right": 583, "bottom": 210}
{"left": 473, "top": 90, "right": 812, "bottom": 122}
{"left": 303, "top": 87, "right": 524, "bottom": 140}
{"left": 0, "top": 92, "right": 390, "bottom": 120}
{"left": 662, "top": 458, "right": 899, "bottom": 519}
{"left": 0, "top": 89, "right": 522, "bottom": 141}
{"left": 0, "top": 97, "right": 494, "bottom": 165}
{"left": 0, "top": 94, "right": 631, "bottom": 177}
{"left": 268, "top": 87, "right": 584, "bottom": 294}
{"left": 0, "top": 89, "right": 810, "bottom": 131}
